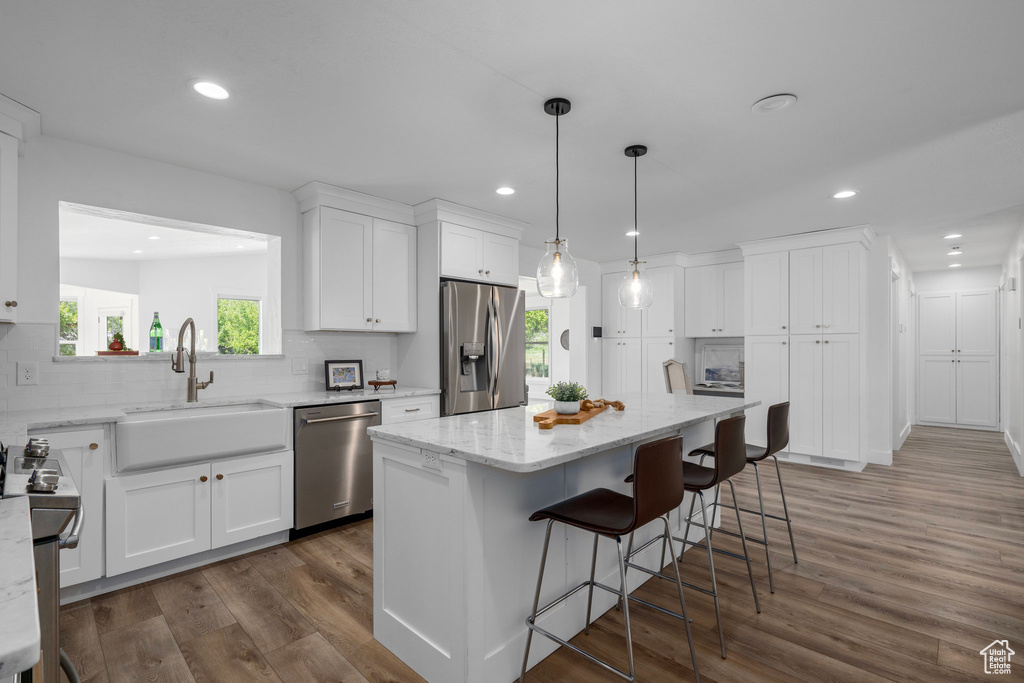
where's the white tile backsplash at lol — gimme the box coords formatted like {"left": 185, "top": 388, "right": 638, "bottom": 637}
{"left": 0, "top": 324, "right": 401, "bottom": 413}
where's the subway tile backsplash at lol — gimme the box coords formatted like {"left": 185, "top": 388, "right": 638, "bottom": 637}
{"left": 0, "top": 324, "right": 400, "bottom": 413}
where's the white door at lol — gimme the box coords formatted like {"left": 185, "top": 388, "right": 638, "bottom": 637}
{"left": 918, "top": 357, "right": 957, "bottom": 424}
{"left": 211, "top": 451, "right": 294, "bottom": 548}
{"left": 602, "top": 339, "right": 622, "bottom": 395}
{"left": 956, "top": 357, "right": 999, "bottom": 427}
{"left": 105, "top": 463, "right": 211, "bottom": 576}
{"left": 788, "top": 335, "right": 823, "bottom": 456}
{"left": 642, "top": 338, "right": 676, "bottom": 394}
{"left": 440, "top": 223, "right": 484, "bottom": 281}
{"left": 622, "top": 339, "right": 643, "bottom": 393}
{"left": 744, "top": 336, "right": 790, "bottom": 448}
{"left": 0, "top": 132, "right": 17, "bottom": 323}
{"left": 745, "top": 252, "right": 789, "bottom": 335}
{"left": 482, "top": 232, "right": 519, "bottom": 286}
{"left": 43, "top": 429, "right": 105, "bottom": 587}
{"left": 956, "top": 290, "right": 997, "bottom": 356}
{"left": 822, "top": 335, "right": 860, "bottom": 461}
{"left": 720, "top": 263, "right": 745, "bottom": 336}
{"left": 789, "top": 247, "right": 823, "bottom": 335}
{"left": 602, "top": 273, "right": 625, "bottom": 338}
{"left": 320, "top": 207, "right": 373, "bottom": 330}
{"left": 918, "top": 292, "right": 956, "bottom": 355}
{"left": 643, "top": 266, "right": 676, "bottom": 338}
{"left": 371, "top": 219, "right": 417, "bottom": 332}
{"left": 822, "top": 244, "right": 860, "bottom": 333}
{"left": 685, "top": 265, "right": 720, "bottom": 336}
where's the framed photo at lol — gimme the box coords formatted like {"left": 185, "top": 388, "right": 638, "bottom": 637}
{"left": 325, "top": 359, "right": 364, "bottom": 391}
{"left": 700, "top": 345, "right": 744, "bottom": 385}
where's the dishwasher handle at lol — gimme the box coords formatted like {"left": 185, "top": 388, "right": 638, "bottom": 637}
{"left": 59, "top": 504, "right": 84, "bottom": 550}
{"left": 301, "top": 412, "right": 380, "bottom": 425}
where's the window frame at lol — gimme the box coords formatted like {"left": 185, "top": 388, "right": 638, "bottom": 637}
{"left": 214, "top": 291, "right": 263, "bottom": 355}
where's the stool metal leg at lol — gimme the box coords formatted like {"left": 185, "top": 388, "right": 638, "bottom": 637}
{"left": 520, "top": 520, "right": 554, "bottom": 683}
{"left": 615, "top": 535, "right": 636, "bottom": 680}
{"left": 661, "top": 515, "right": 701, "bottom": 683}
{"left": 696, "top": 489, "right": 726, "bottom": 659}
{"left": 752, "top": 461, "right": 775, "bottom": 594}
{"left": 679, "top": 489, "right": 698, "bottom": 562}
{"left": 585, "top": 533, "right": 599, "bottom": 633}
{"left": 771, "top": 455, "right": 798, "bottom": 564}
{"left": 726, "top": 479, "right": 760, "bottom": 613}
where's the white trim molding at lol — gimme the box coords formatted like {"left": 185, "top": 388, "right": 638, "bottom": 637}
{"left": 738, "top": 225, "right": 876, "bottom": 256}
{"left": 292, "top": 181, "right": 416, "bottom": 224}
{"left": 413, "top": 198, "right": 525, "bottom": 238}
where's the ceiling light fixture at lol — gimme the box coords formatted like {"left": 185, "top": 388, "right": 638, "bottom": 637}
{"left": 132, "top": 250, "right": 143, "bottom": 254}
{"left": 536, "top": 98, "right": 578, "bottom": 299}
{"left": 947, "top": 248, "right": 961, "bottom": 256}
{"left": 625, "top": 230, "right": 639, "bottom": 237}
{"left": 944, "top": 234, "right": 962, "bottom": 239}
{"left": 751, "top": 93, "right": 797, "bottom": 114}
{"left": 148, "top": 236, "right": 160, "bottom": 240}
{"left": 191, "top": 80, "right": 230, "bottom": 100}
{"left": 495, "top": 186, "right": 515, "bottom": 196}
{"left": 618, "top": 145, "right": 653, "bottom": 309}
{"left": 832, "top": 190, "right": 858, "bottom": 199}
{"left": 949, "top": 263, "right": 963, "bottom": 268}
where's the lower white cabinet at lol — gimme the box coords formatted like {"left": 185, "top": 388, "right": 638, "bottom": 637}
{"left": 642, "top": 338, "right": 676, "bottom": 394}
{"left": 602, "top": 339, "right": 642, "bottom": 396}
{"left": 919, "top": 355, "right": 998, "bottom": 427}
{"left": 788, "top": 334, "right": 859, "bottom": 461}
{"left": 743, "top": 336, "right": 790, "bottom": 448}
{"left": 381, "top": 395, "right": 441, "bottom": 424}
{"left": 30, "top": 428, "right": 106, "bottom": 587}
{"left": 106, "top": 450, "right": 293, "bottom": 576}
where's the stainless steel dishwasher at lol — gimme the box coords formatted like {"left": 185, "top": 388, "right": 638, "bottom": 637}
{"left": 294, "top": 400, "right": 380, "bottom": 530}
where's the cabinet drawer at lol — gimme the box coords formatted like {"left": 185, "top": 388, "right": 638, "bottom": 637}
{"left": 382, "top": 396, "right": 440, "bottom": 424}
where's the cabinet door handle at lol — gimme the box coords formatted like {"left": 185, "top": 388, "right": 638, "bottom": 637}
{"left": 199, "top": 475, "right": 208, "bottom": 483}
{"left": 815, "top": 340, "right": 820, "bottom": 344}
{"left": 485, "top": 270, "right": 490, "bottom": 275}
{"left": 89, "top": 443, "right": 99, "bottom": 450}
{"left": 4, "top": 300, "right": 16, "bottom": 308}
{"left": 216, "top": 474, "right": 224, "bottom": 480}
{"left": 824, "top": 324, "right": 830, "bottom": 328}
{"left": 366, "top": 317, "right": 372, "bottom": 322}
{"left": 781, "top": 325, "right": 787, "bottom": 329}
{"left": 478, "top": 269, "right": 484, "bottom": 274}
{"left": 957, "top": 349, "right": 961, "bottom": 353}
{"left": 824, "top": 340, "right": 830, "bottom": 344}
{"left": 782, "top": 341, "right": 787, "bottom": 345}
{"left": 405, "top": 408, "right": 421, "bottom": 413}
{"left": 815, "top": 324, "right": 821, "bottom": 328}
{"left": 668, "top": 329, "right": 672, "bottom": 332}
{"left": 375, "top": 318, "right": 381, "bottom": 323}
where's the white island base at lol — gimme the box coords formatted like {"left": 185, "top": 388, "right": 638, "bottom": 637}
{"left": 370, "top": 395, "right": 757, "bottom": 683}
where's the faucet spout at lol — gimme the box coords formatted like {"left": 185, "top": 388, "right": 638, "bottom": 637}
{"left": 170, "top": 318, "right": 212, "bottom": 402}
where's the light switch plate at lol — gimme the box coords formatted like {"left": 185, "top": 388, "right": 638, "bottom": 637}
{"left": 292, "top": 357, "right": 309, "bottom": 375}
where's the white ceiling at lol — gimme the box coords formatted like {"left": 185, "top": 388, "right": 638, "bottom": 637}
{"left": 4, "top": 1, "right": 1024, "bottom": 272}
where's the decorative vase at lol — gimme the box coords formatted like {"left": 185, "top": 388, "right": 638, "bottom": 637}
{"left": 554, "top": 400, "right": 580, "bottom": 415}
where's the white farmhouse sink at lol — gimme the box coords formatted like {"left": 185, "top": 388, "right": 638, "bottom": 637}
{"left": 115, "top": 402, "right": 289, "bottom": 472}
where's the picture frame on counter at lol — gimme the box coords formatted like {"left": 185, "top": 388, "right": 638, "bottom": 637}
{"left": 325, "top": 359, "right": 364, "bottom": 391}
{"left": 700, "top": 345, "right": 744, "bottom": 386}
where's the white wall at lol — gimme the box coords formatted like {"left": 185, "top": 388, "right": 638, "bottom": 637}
{"left": 865, "top": 237, "right": 894, "bottom": 464}
{"left": 912, "top": 265, "right": 1002, "bottom": 292}
{"left": 888, "top": 240, "right": 914, "bottom": 450}
{"left": 61, "top": 258, "right": 140, "bottom": 294}
{"left": 1000, "top": 224, "right": 1024, "bottom": 475}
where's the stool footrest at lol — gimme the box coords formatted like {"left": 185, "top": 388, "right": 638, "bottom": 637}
{"left": 679, "top": 539, "right": 755, "bottom": 562}
{"left": 716, "top": 501, "right": 792, "bottom": 524}
{"left": 705, "top": 526, "right": 768, "bottom": 546}
{"left": 533, "top": 581, "right": 592, "bottom": 620}
{"left": 525, "top": 618, "right": 635, "bottom": 682}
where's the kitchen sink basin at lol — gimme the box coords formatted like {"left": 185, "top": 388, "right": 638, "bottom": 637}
{"left": 115, "top": 402, "right": 289, "bottom": 472}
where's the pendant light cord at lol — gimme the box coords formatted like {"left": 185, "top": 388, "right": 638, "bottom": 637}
{"left": 633, "top": 153, "right": 638, "bottom": 263}
{"left": 555, "top": 112, "right": 560, "bottom": 243}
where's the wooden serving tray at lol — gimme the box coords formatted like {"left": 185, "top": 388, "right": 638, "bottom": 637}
{"left": 533, "top": 404, "right": 609, "bottom": 430}
{"left": 97, "top": 350, "right": 140, "bottom": 356}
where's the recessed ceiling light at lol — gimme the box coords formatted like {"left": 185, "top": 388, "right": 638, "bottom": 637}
{"left": 148, "top": 236, "right": 160, "bottom": 240}
{"left": 944, "top": 233, "right": 962, "bottom": 239}
{"left": 751, "top": 93, "right": 797, "bottom": 113}
{"left": 949, "top": 263, "right": 962, "bottom": 268}
{"left": 235, "top": 245, "right": 245, "bottom": 249}
{"left": 191, "top": 80, "right": 230, "bottom": 100}
{"left": 626, "top": 230, "right": 639, "bottom": 237}
{"left": 132, "top": 249, "right": 143, "bottom": 254}
{"left": 495, "top": 186, "right": 515, "bottom": 196}
{"left": 947, "top": 249, "right": 961, "bottom": 256}
{"left": 832, "top": 190, "right": 858, "bottom": 199}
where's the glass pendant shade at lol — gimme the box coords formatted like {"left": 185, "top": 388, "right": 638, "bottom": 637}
{"left": 618, "top": 261, "right": 654, "bottom": 309}
{"left": 536, "top": 239, "right": 579, "bottom": 299}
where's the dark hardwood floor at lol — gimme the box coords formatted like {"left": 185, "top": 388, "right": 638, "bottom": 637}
{"left": 60, "top": 425, "right": 1023, "bottom": 682}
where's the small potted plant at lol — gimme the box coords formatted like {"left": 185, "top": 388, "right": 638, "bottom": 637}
{"left": 546, "top": 381, "right": 588, "bottom": 415}
{"left": 108, "top": 332, "right": 126, "bottom": 351}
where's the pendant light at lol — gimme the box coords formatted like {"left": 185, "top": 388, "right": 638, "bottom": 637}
{"left": 536, "top": 97, "right": 579, "bottom": 299}
{"left": 618, "top": 145, "right": 654, "bottom": 308}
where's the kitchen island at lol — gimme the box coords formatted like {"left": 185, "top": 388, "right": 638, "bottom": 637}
{"left": 368, "top": 393, "right": 758, "bottom": 683}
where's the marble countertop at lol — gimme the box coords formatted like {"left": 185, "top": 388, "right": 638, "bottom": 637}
{"left": 368, "top": 393, "right": 759, "bottom": 473}
{"left": 0, "top": 497, "right": 40, "bottom": 677}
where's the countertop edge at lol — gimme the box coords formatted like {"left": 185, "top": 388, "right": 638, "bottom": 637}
{"left": 0, "top": 497, "right": 41, "bottom": 676}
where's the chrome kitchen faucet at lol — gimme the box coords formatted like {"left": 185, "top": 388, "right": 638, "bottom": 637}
{"left": 171, "top": 317, "right": 214, "bottom": 402}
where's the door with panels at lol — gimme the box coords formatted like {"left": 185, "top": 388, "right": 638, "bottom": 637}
{"left": 642, "top": 338, "right": 676, "bottom": 394}
{"left": 745, "top": 252, "right": 789, "bottom": 335}
{"left": 744, "top": 336, "right": 789, "bottom": 448}
{"left": 788, "top": 335, "right": 823, "bottom": 456}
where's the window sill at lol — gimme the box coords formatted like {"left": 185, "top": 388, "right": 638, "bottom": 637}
{"left": 52, "top": 352, "right": 285, "bottom": 363}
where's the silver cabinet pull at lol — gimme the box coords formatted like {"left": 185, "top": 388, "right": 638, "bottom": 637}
{"left": 815, "top": 324, "right": 821, "bottom": 328}
{"left": 485, "top": 270, "right": 490, "bottom": 275}
{"left": 824, "top": 340, "right": 830, "bottom": 344}
{"left": 375, "top": 318, "right": 381, "bottom": 323}
{"left": 815, "top": 340, "right": 820, "bottom": 344}
{"left": 478, "top": 269, "right": 484, "bottom": 274}
{"left": 304, "top": 412, "right": 380, "bottom": 425}
{"left": 781, "top": 325, "right": 787, "bottom": 329}
{"left": 366, "top": 317, "right": 372, "bottom": 322}
{"left": 405, "top": 408, "right": 421, "bottom": 412}
{"left": 782, "top": 341, "right": 787, "bottom": 345}
{"left": 4, "top": 300, "right": 16, "bottom": 308}
{"left": 824, "top": 324, "right": 830, "bottom": 328}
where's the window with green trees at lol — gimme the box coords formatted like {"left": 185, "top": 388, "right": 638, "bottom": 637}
{"left": 217, "top": 298, "right": 261, "bottom": 355}
{"left": 59, "top": 300, "right": 79, "bottom": 356}
{"left": 525, "top": 308, "right": 549, "bottom": 378}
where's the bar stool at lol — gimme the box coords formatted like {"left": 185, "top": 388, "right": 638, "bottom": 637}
{"left": 689, "top": 402, "right": 796, "bottom": 594}
{"left": 520, "top": 435, "right": 700, "bottom": 682}
{"left": 670, "top": 414, "right": 760, "bottom": 659}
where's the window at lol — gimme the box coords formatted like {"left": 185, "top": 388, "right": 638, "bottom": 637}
{"left": 217, "top": 297, "right": 261, "bottom": 355}
{"left": 59, "top": 299, "right": 79, "bottom": 356}
{"left": 525, "top": 309, "right": 549, "bottom": 378}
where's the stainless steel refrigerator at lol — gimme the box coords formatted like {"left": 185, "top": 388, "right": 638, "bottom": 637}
{"left": 442, "top": 280, "right": 526, "bottom": 415}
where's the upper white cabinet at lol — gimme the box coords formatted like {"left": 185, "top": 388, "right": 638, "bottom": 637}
{"left": 684, "top": 262, "right": 743, "bottom": 337}
{"left": 790, "top": 244, "right": 860, "bottom": 335}
{"left": 642, "top": 266, "right": 678, "bottom": 338}
{"left": 602, "top": 272, "right": 643, "bottom": 338}
{"left": 745, "top": 252, "right": 789, "bottom": 335}
{"left": 0, "top": 131, "right": 18, "bottom": 323}
{"left": 440, "top": 223, "right": 518, "bottom": 287}
{"left": 304, "top": 206, "right": 416, "bottom": 332}
{"left": 602, "top": 338, "right": 642, "bottom": 395}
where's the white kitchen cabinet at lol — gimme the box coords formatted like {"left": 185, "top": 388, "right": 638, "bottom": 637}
{"left": 745, "top": 252, "right": 789, "bottom": 335}
{"left": 106, "top": 451, "right": 293, "bottom": 576}
{"left": 956, "top": 290, "right": 998, "bottom": 356}
{"left": 790, "top": 244, "right": 860, "bottom": 335}
{"left": 789, "top": 248, "right": 823, "bottom": 335}
{"left": 602, "top": 338, "right": 642, "bottom": 396}
{"left": 440, "top": 223, "right": 519, "bottom": 286}
{"left": 211, "top": 451, "right": 293, "bottom": 548}
{"left": 918, "top": 292, "right": 956, "bottom": 355}
{"left": 642, "top": 267, "right": 678, "bottom": 338}
{"left": 642, "top": 338, "right": 676, "bottom": 394}
{"left": 918, "top": 357, "right": 957, "bottom": 424}
{"left": 788, "top": 334, "right": 859, "bottom": 461}
{"left": 29, "top": 428, "right": 105, "bottom": 587}
{"left": 381, "top": 395, "right": 441, "bottom": 424}
{"left": 0, "top": 131, "right": 18, "bottom": 323}
{"left": 788, "top": 335, "right": 823, "bottom": 456}
{"left": 743, "top": 336, "right": 790, "bottom": 448}
{"left": 601, "top": 273, "right": 643, "bottom": 338}
{"left": 304, "top": 206, "right": 416, "bottom": 332}
{"left": 956, "top": 357, "right": 999, "bottom": 428}
{"left": 684, "top": 262, "right": 743, "bottom": 337}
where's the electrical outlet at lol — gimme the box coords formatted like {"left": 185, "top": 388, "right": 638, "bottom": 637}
{"left": 292, "top": 357, "right": 309, "bottom": 375}
{"left": 423, "top": 452, "right": 442, "bottom": 471}
{"left": 17, "top": 361, "right": 38, "bottom": 386}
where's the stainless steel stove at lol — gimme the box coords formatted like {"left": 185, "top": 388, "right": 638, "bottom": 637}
{"left": 2, "top": 450, "right": 82, "bottom": 683}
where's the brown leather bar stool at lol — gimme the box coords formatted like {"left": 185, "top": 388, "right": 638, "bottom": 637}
{"left": 671, "top": 414, "right": 760, "bottom": 659}
{"left": 689, "top": 402, "right": 796, "bottom": 594}
{"left": 520, "top": 435, "right": 700, "bottom": 682}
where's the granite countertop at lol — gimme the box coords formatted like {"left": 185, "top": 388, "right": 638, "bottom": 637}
{"left": 0, "top": 497, "right": 40, "bottom": 677}
{"left": 368, "top": 393, "right": 759, "bottom": 473}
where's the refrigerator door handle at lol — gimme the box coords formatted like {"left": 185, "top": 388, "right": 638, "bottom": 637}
{"left": 487, "top": 297, "right": 499, "bottom": 401}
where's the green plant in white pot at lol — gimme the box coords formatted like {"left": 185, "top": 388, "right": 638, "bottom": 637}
{"left": 546, "top": 381, "right": 588, "bottom": 415}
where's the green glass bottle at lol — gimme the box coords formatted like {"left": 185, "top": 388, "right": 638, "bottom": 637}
{"left": 149, "top": 312, "right": 163, "bottom": 352}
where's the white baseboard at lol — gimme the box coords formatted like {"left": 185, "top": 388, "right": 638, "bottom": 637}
{"left": 1005, "top": 431, "right": 1023, "bottom": 477}
{"left": 774, "top": 451, "right": 866, "bottom": 472}
{"left": 917, "top": 420, "right": 1001, "bottom": 432}
{"left": 867, "top": 448, "right": 893, "bottom": 466}
{"left": 896, "top": 423, "right": 911, "bottom": 451}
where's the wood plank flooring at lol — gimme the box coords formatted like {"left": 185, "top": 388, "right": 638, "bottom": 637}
{"left": 59, "top": 425, "right": 1023, "bottom": 682}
